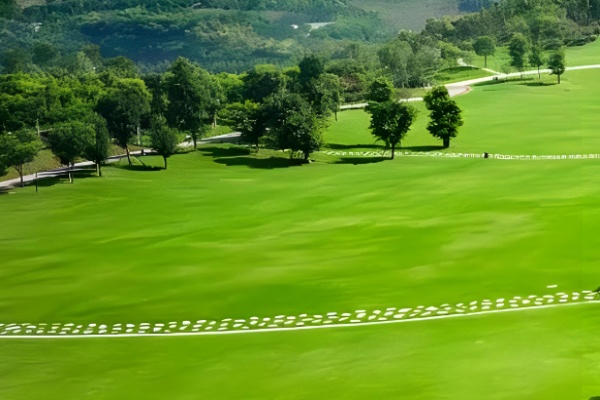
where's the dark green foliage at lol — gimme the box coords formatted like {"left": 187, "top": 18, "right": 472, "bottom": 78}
{"left": 378, "top": 32, "right": 441, "bottom": 88}
{"left": 0, "top": 0, "right": 17, "bottom": 19}
{"left": 47, "top": 122, "right": 95, "bottom": 167}
{"left": 509, "top": 33, "right": 530, "bottom": 72}
{"left": 0, "top": 130, "right": 41, "bottom": 186}
{"left": 242, "top": 65, "right": 287, "bottom": 103}
{"left": 298, "top": 55, "right": 325, "bottom": 93}
{"left": 367, "top": 101, "right": 418, "bottom": 159}
{"left": 163, "top": 57, "right": 217, "bottom": 148}
{"left": 473, "top": 36, "right": 495, "bottom": 68}
{"left": 423, "top": 86, "right": 463, "bottom": 148}
{"left": 149, "top": 116, "right": 178, "bottom": 169}
{"left": 529, "top": 44, "right": 546, "bottom": 78}
{"left": 367, "top": 77, "right": 394, "bottom": 103}
{"left": 547, "top": 50, "right": 566, "bottom": 83}
{"left": 83, "top": 114, "right": 111, "bottom": 176}
{"left": 221, "top": 101, "right": 267, "bottom": 149}
{"left": 96, "top": 78, "right": 151, "bottom": 164}
{"left": 263, "top": 93, "right": 323, "bottom": 160}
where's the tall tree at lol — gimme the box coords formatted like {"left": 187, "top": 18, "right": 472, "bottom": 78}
{"left": 367, "top": 101, "right": 418, "bottom": 159}
{"left": 306, "top": 73, "right": 343, "bottom": 119}
{"left": 48, "top": 122, "right": 95, "bottom": 168}
{"left": 164, "top": 57, "right": 216, "bottom": 148}
{"left": 508, "top": 33, "right": 530, "bottom": 73}
{"left": 298, "top": 54, "right": 325, "bottom": 93}
{"left": 0, "top": 131, "right": 41, "bottom": 187}
{"left": 149, "top": 116, "right": 178, "bottom": 170}
{"left": 83, "top": 114, "right": 110, "bottom": 177}
{"left": 423, "top": 86, "right": 464, "bottom": 148}
{"left": 529, "top": 44, "right": 546, "bottom": 79}
{"left": 547, "top": 50, "right": 566, "bottom": 84}
{"left": 264, "top": 93, "right": 323, "bottom": 161}
{"left": 222, "top": 101, "right": 267, "bottom": 149}
{"left": 96, "top": 78, "right": 151, "bottom": 164}
{"left": 242, "top": 64, "right": 286, "bottom": 103}
{"left": 473, "top": 36, "right": 496, "bottom": 68}
{"left": 367, "top": 77, "right": 395, "bottom": 103}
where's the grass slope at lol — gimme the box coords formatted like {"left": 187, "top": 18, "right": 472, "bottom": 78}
{"left": 1, "top": 69, "right": 600, "bottom": 399}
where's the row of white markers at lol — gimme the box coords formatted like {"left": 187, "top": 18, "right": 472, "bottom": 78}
{"left": 0, "top": 290, "right": 596, "bottom": 337}
{"left": 323, "top": 151, "right": 600, "bottom": 160}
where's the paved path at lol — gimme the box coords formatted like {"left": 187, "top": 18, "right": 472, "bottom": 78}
{"left": 340, "top": 63, "right": 600, "bottom": 110}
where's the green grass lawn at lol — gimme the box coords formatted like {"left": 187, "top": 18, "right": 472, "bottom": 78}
{"left": 1, "top": 70, "right": 600, "bottom": 399}
{"left": 469, "top": 39, "right": 600, "bottom": 73}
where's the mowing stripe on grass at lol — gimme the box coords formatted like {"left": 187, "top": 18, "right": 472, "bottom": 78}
{"left": 0, "top": 291, "right": 597, "bottom": 340}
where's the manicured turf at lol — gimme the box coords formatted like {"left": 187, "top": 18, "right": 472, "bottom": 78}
{"left": 1, "top": 70, "right": 600, "bottom": 399}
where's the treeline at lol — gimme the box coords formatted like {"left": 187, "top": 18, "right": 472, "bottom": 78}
{"left": 0, "top": 53, "right": 366, "bottom": 183}
{"left": 425, "top": 0, "right": 600, "bottom": 49}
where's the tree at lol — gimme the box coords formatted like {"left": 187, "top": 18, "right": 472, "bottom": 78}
{"left": 222, "top": 101, "right": 267, "bottom": 149}
{"left": 96, "top": 79, "right": 151, "bottom": 164}
{"left": 242, "top": 64, "right": 287, "bottom": 103}
{"left": 367, "top": 101, "right": 418, "bottom": 159}
{"left": 529, "top": 44, "right": 546, "bottom": 79}
{"left": 264, "top": 93, "right": 323, "bottom": 161}
{"left": 149, "top": 116, "right": 178, "bottom": 170}
{"left": 0, "top": 0, "right": 18, "bottom": 19}
{"left": 423, "top": 86, "right": 464, "bottom": 148}
{"left": 163, "top": 57, "right": 216, "bottom": 148}
{"left": 508, "top": 33, "right": 530, "bottom": 73}
{"left": 48, "top": 122, "right": 95, "bottom": 167}
{"left": 0, "top": 131, "right": 41, "bottom": 187}
{"left": 83, "top": 114, "right": 110, "bottom": 177}
{"left": 367, "top": 77, "right": 395, "bottom": 103}
{"left": 473, "top": 36, "right": 496, "bottom": 68}
{"left": 547, "top": 50, "right": 566, "bottom": 84}
{"left": 306, "top": 73, "right": 343, "bottom": 119}
{"left": 298, "top": 54, "right": 325, "bottom": 93}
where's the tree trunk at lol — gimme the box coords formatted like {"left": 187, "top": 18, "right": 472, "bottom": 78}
{"left": 335, "top": 110, "right": 338, "bottom": 121}
{"left": 193, "top": 135, "right": 197, "bottom": 149}
{"left": 163, "top": 156, "right": 167, "bottom": 170}
{"left": 538, "top": 66, "right": 541, "bottom": 79}
{"left": 484, "top": 55, "right": 487, "bottom": 68}
{"left": 125, "top": 146, "right": 132, "bottom": 165}
{"left": 17, "top": 165, "right": 24, "bottom": 187}
{"left": 96, "top": 162, "right": 101, "bottom": 177}
{"left": 391, "top": 143, "right": 396, "bottom": 160}
{"left": 304, "top": 151, "right": 309, "bottom": 161}
{"left": 443, "top": 137, "right": 450, "bottom": 148}
{"left": 558, "top": 74, "right": 561, "bottom": 84}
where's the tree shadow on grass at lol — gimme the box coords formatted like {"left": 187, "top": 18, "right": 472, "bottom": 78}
{"left": 326, "top": 143, "right": 384, "bottom": 150}
{"left": 473, "top": 79, "right": 507, "bottom": 87}
{"left": 401, "top": 145, "right": 445, "bottom": 152}
{"left": 115, "top": 164, "right": 163, "bottom": 172}
{"left": 518, "top": 81, "right": 558, "bottom": 87}
{"left": 334, "top": 157, "right": 387, "bottom": 165}
{"left": 200, "top": 146, "right": 251, "bottom": 158}
{"left": 214, "top": 156, "right": 307, "bottom": 169}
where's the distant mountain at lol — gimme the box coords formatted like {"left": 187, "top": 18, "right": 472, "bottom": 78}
{"left": 1, "top": 0, "right": 489, "bottom": 72}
